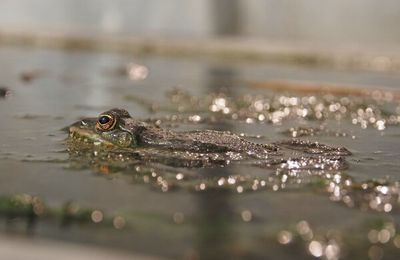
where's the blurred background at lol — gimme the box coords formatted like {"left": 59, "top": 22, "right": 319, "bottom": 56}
{"left": 0, "top": 0, "right": 400, "bottom": 70}
{"left": 0, "top": 0, "right": 399, "bottom": 44}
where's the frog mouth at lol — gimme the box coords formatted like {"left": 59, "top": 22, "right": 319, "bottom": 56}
{"left": 68, "top": 124, "right": 114, "bottom": 146}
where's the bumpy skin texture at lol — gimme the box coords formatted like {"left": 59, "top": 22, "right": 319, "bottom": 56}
{"left": 128, "top": 122, "right": 276, "bottom": 156}
{"left": 101, "top": 109, "right": 277, "bottom": 158}
{"left": 68, "top": 108, "right": 351, "bottom": 168}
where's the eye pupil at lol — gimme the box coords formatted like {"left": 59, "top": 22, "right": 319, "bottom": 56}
{"left": 99, "top": 116, "right": 110, "bottom": 124}
{"left": 96, "top": 114, "right": 117, "bottom": 131}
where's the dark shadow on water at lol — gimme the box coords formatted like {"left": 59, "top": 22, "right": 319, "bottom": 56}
{"left": 195, "top": 66, "right": 238, "bottom": 259}
{"left": 196, "top": 188, "right": 235, "bottom": 260}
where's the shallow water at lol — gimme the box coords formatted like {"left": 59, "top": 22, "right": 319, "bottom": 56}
{"left": 1, "top": 46, "right": 400, "bottom": 259}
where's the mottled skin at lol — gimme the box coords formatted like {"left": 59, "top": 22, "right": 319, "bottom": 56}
{"left": 70, "top": 108, "right": 277, "bottom": 157}
{"left": 68, "top": 108, "right": 351, "bottom": 168}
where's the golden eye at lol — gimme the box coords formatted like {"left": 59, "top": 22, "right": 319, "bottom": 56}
{"left": 96, "top": 114, "right": 117, "bottom": 131}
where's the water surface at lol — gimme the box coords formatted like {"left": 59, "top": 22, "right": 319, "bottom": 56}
{"left": 1, "top": 46, "right": 400, "bottom": 259}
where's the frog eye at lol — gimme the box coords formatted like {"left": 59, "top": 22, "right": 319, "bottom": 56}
{"left": 96, "top": 114, "right": 117, "bottom": 131}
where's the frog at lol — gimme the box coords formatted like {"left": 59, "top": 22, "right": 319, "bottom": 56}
{"left": 67, "top": 108, "right": 351, "bottom": 169}
{"left": 65, "top": 108, "right": 400, "bottom": 214}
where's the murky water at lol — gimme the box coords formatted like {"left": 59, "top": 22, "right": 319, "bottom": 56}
{"left": 1, "top": 45, "right": 400, "bottom": 259}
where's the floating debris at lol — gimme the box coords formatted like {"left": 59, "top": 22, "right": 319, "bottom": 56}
{"left": 126, "top": 89, "right": 400, "bottom": 131}
{"left": 126, "top": 63, "right": 149, "bottom": 81}
{"left": 241, "top": 210, "right": 252, "bottom": 222}
{"left": 0, "top": 87, "right": 11, "bottom": 99}
{"left": 283, "top": 126, "right": 348, "bottom": 138}
{"left": 19, "top": 69, "right": 45, "bottom": 83}
{"left": 112, "top": 63, "right": 149, "bottom": 81}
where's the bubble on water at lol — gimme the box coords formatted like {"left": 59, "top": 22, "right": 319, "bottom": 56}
{"left": 246, "top": 118, "right": 255, "bottom": 124}
{"left": 308, "top": 241, "right": 323, "bottom": 257}
{"left": 325, "top": 242, "right": 340, "bottom": 260}
{"left": 297, "top": 220, "right": 313, "bottom": 241}
{"left": 241, "top": 210, "right": 252, "bottom": 222}
{"left": 227, "top": 176, "right": 236, "bottom": 185}
{"left": 126, "top": 63, "right": 149, "bottom": 81}
{"left": 254, "top": 100, "right": 264, "bottom": 111}
{"left": 368, "top": 245, "right": 384, "bottom": 260}
{"left": 173, "top": 212, "right": 185, "bottom": 224}
{"left": 113, "top": 216, "right": 126, "bottom": 229}
{"left": 377, "top": 229, "right": 391, "bottom": 244}
{"left": 277, "top": 230, "right": 293, "bottom": 245}
{"left": 189, "top": 115, "right": 201, "bottom": 122}
{"left": 217, "top": 177, "right": 225, "bottom": 186}
{"left": 258, "top": 114, "right": 266, "bottom": 121}
{"left": 91, "top": 210, "right": 103, "bottom": 223}
{"left": 393, "top": 235, "right": 400, "bottom": 248}
{"left": 376, "top": 120, "right": 386, "bottom": 131}
{"left": 368, "top": 230, "right": 379, "bottom": 244}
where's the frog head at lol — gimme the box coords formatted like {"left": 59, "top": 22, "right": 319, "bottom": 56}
{"left": 68, "top": 108, "right": 136, "bottom": 148}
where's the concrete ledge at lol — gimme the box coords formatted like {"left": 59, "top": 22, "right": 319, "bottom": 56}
{"left": 0, "top": 29, "right": 400, "bottom": 72}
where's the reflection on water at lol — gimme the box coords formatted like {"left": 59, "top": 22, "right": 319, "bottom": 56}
{"left": 195, "top": 66, "right": 237, "bottom": 260}
{"left": 196, "top": 189, "right": 234, "bottom": 259}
